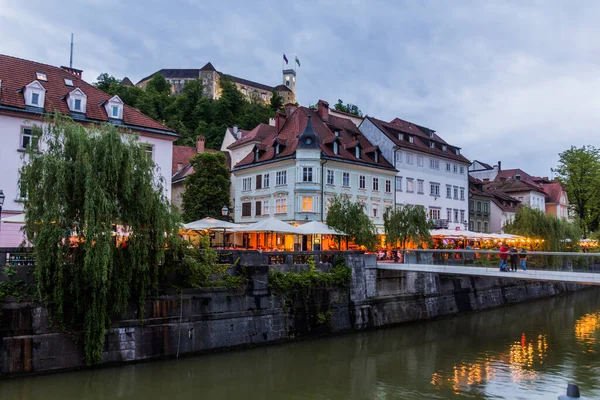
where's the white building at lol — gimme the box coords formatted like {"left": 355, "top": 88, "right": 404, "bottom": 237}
{"left": 0, "top": 54, "right": 178, "bottom": 247}
{"left": 358, "top": 116, "right": 470, "bottom": 230}
{"left": 231, "top": 101, "right": 397, "bottom": 235}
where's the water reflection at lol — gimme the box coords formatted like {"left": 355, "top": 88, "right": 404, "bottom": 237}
{"left": 2, "top": 290, "right": 600, "bottom": 399}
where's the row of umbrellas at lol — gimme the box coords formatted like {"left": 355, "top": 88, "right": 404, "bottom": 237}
{"left": 182, "top": 217, "right": 347, "bottom": 236}
{"left": 430, "top": 229, "right": 524, "bottom": 240}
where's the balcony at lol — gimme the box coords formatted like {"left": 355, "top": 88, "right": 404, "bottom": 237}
{"left": 432, "top": 219, "right": 449, "bottom": 229}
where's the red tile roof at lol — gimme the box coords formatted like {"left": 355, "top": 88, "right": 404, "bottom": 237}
{"left": 227, "top": 124, "right": 272, "bottom": 150}
{"left": 485, "top": 178, "right": 545, "bottom": 195}
{"left": 234, "top": 106, "right": 395, "bottom": 171}
{"left": 541, "top": 181, "right": 565, "bottom": 204}
{"left": 0, "top": 54, "right": 175, "bottom": 136}
{"left": 171, "top": 145, "right": 218, "bottom": 179}
{"left": 365, "top": 116, "right": 470, "bottom": 163}
{"left": 495, "top": 169, "right": 538, "bottom": 185}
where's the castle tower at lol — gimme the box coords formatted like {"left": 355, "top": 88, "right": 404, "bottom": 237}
{"left": 283, "top": 69, "right": 296, "bottom": 95}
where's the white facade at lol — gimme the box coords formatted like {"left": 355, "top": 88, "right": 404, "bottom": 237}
{"left": 469, "top": 161, "right": 500, "bottom": 181}
{"left": 232, "top": 155, "right": 396, "bottom": 230}
{"left": 509, "top": 190, "right": 546, "bottom": 212}
{"left": 0, "top": 114, "right": 174, "bottom": 247}
{"left": 489, "top": 202, "right": 515, "bottom": 234}
{"left": 359, "top": 118, "right": 470, "bottom": 229}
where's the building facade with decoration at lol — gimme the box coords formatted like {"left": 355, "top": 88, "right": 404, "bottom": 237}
{"left": 230, "top": 101, "right": 397, "bottom": 235}
{"left": 0, "top": 54, "right": 178, "bottom": 247}
{"left": 358, "top": 115, "right": 471, "bottom": 230}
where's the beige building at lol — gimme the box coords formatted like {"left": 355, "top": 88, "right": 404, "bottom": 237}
{"left": 137, "top": 62, "right": 296, "bottom": 104}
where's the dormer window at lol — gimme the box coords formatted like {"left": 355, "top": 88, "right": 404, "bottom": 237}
{"left": 374, "top": 152, "right": 379, "bottom": 163}
{"left": 36, "top": 72, "right": 47, "bottom": 81}
{"left": 355, "top": 146, "right": 361, "bottom": 159}
{"left": 275, "top": 144, "right": 280, "bottom": 155}
{"left": 429, "top": 141, "right": 435, "bottom": 149}
{"left": 442, "top": 145, "right": 447, "bottom": 151}
{"left": 429, "top": 132, "right": 434, "bottom": 138}
{"left": 333, "top": 141, "right": 339, "bottom": 155}
{"left": 455, "top": 148, "right": 460, "bottom": 155}
{"left": 408, "top": 136, "right": 414, "bottom": 144}
{"left": 398, "top": 133, "right": 403, "bottom": 141}
{"left": 68, "top": 88, "right": 87, "bottom": 113}
{"left": 104, "top": 95, "right": 124, "bottom": 120}
{"left": 24, "top": 80, "right": 46, "bottom": 108}
{"left": 334, "top": 130, "right": 340, "bottom": 137}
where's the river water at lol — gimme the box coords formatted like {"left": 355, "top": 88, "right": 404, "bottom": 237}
{"left": 3, "top": 289, "right": 600, "bottom": 400}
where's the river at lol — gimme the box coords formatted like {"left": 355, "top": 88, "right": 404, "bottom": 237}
{"left": 2, "top": 289, "right": 600, "bottom": 399}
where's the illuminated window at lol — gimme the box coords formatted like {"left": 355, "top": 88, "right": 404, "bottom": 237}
{"left": 276, "top": 198, "right": 287, "bottom": 214}
{"left": 302, "top": 197, "right": 313, "bottom": 212}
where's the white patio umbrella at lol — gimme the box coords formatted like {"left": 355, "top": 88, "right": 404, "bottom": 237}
{"left": 296, "top": 221, "right": 347, "bottom": 236}
{"left": 232, "top": 217, "right": 302, "bottom": 234}
{"left": 183, "top": 217, "right": 239, "bottom": 231}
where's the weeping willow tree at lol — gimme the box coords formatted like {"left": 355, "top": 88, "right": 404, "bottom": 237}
{"left": 503, "top": 206, "right": 581, "bottom": 251}
{"left": 383, "top": 204, "right": 433, "bottom": 248}
{"left": 20, "top": 115, "right": 179, "bottom": 365}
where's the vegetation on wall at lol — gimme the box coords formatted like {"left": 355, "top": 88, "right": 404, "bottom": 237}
{"left": 333, "top": 99, "right": 363, "bottom": 117}
{"left": 94, "top": 73, "right": 279, "bottom": 150}
{"left": 19, "top": 117, "right": 180, "bottom": 365}
{"left": 383, "top": 205, "right": 433, "bottom": 249}
{"left": 503, "top": 206, "right": 581, "bottom": 251}
{"left": 326, "top": 196, "right": 378, "bottom": 250}
{"left": 181, "top": 152, "right": 231, "bottom": 222}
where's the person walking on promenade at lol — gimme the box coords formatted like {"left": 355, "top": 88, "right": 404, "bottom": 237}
{"left": 519, "top": 248, "right": 527, "bottom": 271}
{"left": 499, "top": 243, "right": 509, "bottom": 271}
{"left": 509, "top": 246, "right": 519, "bottom": 272}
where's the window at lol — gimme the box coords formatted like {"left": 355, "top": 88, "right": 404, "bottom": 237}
{"left": 385, "top": 179, "right": 392, "bottom": 193}
{"left": 430, "top": 159, "right": 439, "bottom": 169}
{"left": 430, "top": 142, "right": 435, "bottom": 149}
{"left": 396, "top": 151, "right": 403, "bottom": 163}
{"left": 74, "top": 98, "right": 82, "bottom": 111}
{"left": 429, "top": 208, "right": 440, "bottom": 220}
{"left": 144, "top": 144, "right": 154, "bottom": 160}
{"left": 242, "top": 177, "right": 252, "bottom": 191}
{"left": 302, "top": 166, "right": 313, "bottom": 182}
{"left": 484, "top": 222, "right": 489, "bottom": 233}
{"left": 459, "top": 166, "right": 464, "bottom": 174}
{"left": 276, "top": 170, "right": 287, "bottom": 186}
{"left": 111, "top": 105, "right": 119, "bottom": 117}
{"left": 263, "top": 200, "right": 270, "bottom": 216}
{"left": 36, "top": 72, "right": 47, "bottom": 81}
{"left": 355, "top": 146, "right": 361, "bottom": 159}
{"left": 460, "top": 187, "right": 465, "bottom": 200}
{"left": 105, "top": 95, "right": 124, "bottom": 120}
{"left": 447, "top": 208, "right": 452, "bottom": 221}
{"left": 372, "top": 204, "right": 379, "bottom": 218}
{"left": 242, "top": 202, "right": 251, "bottom": 217}
{"left": 255, "top": 201, "right": 262, "bottom": 216}
{"left": 359, "top": 175, "right": 366, "bottom": 189}
{"left": 453, "top": 186, "right": 458, "bottom": 200}
{"left": 25, "top": 81, "right": 46, "bottom": 107}
{"left": 263, "top": 174, "right": 270, "bottom": 188}
{"left": 483, "top": 203, "right": 488, "bottom": 213}
{"left": 430, "top": 182, "right": 440, "bottom": 197}
{"left": 442, "top": 145, "right": 447, "bottom": 152}
{"left": 406, "top": 153, "right": 413, "bottom": 164}
{"left": 302, "top": 197, "right": 313, "bottom": 212}
{"left": 477, "top": 221, "right": 482, "bottom": 232}
{"left": 327, "top": 169, "right": 335, "bottom": 185}
{"left": 454, "top": 209, "right": 459, "bottom": 223}
{"left": 275, "top": 144, "right": 281, "bottom": 155}
{"left": 20, "top": 127, "right": 38, "bottom": 150}
{"left": 276, "top": 198, "right": 287, "bottom": 214}
{"left": 396, "top": 176, "right": 403, "bottom": 191}
{"left": 469, "top": 220, "right": 474, "bottom": 231}
{"left": 31, "top": 92, "right": 40, "bottom": 105}
{"left": 342, "top": 172, "right": 350, "bottom": 187}
{"left": 460, "top": 210, "right": 465, "bottom": 223}
{"left": 64, "top": 78, "right": 74, "bottom": 86}
{"left": 417, "top": 156, "right": 423, "bottom": 167}
{"left": 374, "top": 152, "right": 379, "bottom": 163}
{"left": 333, "top": 141, "right": 339, "bottom": 155}
{"left": 446, "top": 185, "right": 452, "bottom": 199}
{"left": 477, "top": 201, "right": 481, "bottom": 212}
{"left": 409, "top": 136, "right": 414, "bottom": 143}
{"left": 453, "top": 165, "right": 458, "bottom": 174}
{"left": 406, "top": 178, "right": 414, "bottom": 193}
{"left": 417, "top": 179, "right": 424, "bottom": 194}
{"left": 256, "top": 174, "right": 262, "bottom": 190}
{"left": 446, "top": 163, "right": 451, "bottom": 172}
{"left": 372, "top": 177, "right": 379, "bottom": 191}
{"left": 470, "top": 200, "right": 474, "bottom": 210}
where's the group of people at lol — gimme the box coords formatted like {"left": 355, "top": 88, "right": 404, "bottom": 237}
{"left": 498, "top": 243, "right": 527, "bottom": 271}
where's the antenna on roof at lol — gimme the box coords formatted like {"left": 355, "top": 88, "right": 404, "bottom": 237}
{"left": 69, "top": 33, "right": 74, "bottom": 68}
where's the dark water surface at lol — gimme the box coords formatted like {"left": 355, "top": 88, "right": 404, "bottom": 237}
{"left": 3, "top": 289, "right": 600, "bottom": 400}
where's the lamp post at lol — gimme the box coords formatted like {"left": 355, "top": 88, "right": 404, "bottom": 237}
{"left": 221, "top": 205, "right": 229, "bottom": 247}
{"left": 0, "top": 190, "right": 5, "bottom": 232}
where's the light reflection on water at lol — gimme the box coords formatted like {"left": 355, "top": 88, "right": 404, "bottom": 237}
{"left": 2, "top": 289, "right": 600, "bottom": 399}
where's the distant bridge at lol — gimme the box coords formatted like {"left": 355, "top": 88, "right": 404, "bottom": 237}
{"left": 377, "top": 250, "right": 600, "bottom": 286}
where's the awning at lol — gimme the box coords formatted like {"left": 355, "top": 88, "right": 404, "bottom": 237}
{"left": 230, "top": 217, "right": 302, "bottom": 234}
{"left": 296, "top": 221, "right": 347, "bottom": 236}
{"left": 182, "top": 217, "right": 240, "bottom": 231}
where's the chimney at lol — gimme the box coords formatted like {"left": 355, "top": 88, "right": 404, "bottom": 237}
{"left": 317, "top": 100, "right": 329, "bottom": 121}
{"left": 284, "top": 103, "right": 298, "bottom": 116}
{"left": 196, "top": 136, "right": 205, "bottom": 153}
{"left": 233, "top": 124, "right": 239, "bottom": 139}
{"left": 268, "top": 117, "right": 276, "bottom": 127}
{"left": 60, "top": 66, "right": 83, "bottom": 79}
{"left": 177, "top": 162, "right": 183, "bottom": 171}
{"left": 275, "top": 111, "right": 286, "bottom": 132}
{"left": 497, "top": 161, "right": 502, "bottom": 171}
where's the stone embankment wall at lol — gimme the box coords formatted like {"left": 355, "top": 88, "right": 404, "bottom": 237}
{"left": 0, "top": 254, "right": 584, "bottom": 376}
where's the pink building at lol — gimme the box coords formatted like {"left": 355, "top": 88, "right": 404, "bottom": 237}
{"left": 0, "top": 54, "right": 178, "bottom": 247}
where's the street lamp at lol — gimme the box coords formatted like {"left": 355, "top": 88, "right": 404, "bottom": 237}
{"left": 221, "top": 205, "right": 229, "bottom": 248}
{"left": 0, "top": 190, "right": 5, "bottom": 232}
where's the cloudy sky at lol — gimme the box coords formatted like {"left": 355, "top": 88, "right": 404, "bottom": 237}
{"left": 1, "top": 0, "right": 598, "bottom": 176}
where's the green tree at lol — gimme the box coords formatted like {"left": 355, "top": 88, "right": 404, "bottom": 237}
{"left": 94, "top": 73, "right": 120, "bottom": 92}
{"left": 334, "top": 99, "right": 363, "bottom": 117}
{"left": 182, "top": 152, "right": 231, "bottom": 222}
{"left": 503, "top": 206, "right": 581, "bottom": 251}
{"left": 270, "top": 90, "right": 284, "bottom": 111}
{"left": 20, "top": 116, "right": 179, "bottom": 365}
{"left": 326, "top": 196, "right": 378, "bottom": 250}
{"left": 383, "top": 205, "right": 432, "bottom": 249}
{"left": 555, "top": 146, "right": 600, "bottom": 236}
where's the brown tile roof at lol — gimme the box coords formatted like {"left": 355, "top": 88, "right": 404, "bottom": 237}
{"left": 365, "top": 116, "right": 470, "bottom": 163}
{"left": 487, "top": 189, "right": 521, "bottom": 212}
{"left": 233, "top": 106, "right": 395, "bottom": 171}
{"left": 485, "top": 178, "right": 546, "bottom": 195}
{"left": 227, "top": 123, "right": 273, "bottom": 150}
{"left": 0, "top": 54, "right": 175, "bottom": 136}
{"left": 495, "top": 169, "right": 538, "bottom": 185}
{"left": 541, "top": 181, "right": 564, "bottom": 204}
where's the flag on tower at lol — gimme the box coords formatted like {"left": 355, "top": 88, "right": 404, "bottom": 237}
{"left": 283, "top": 54, "right": 288, "bottom": 64}
{"left": 295, "top": 55, "right": 301, "bottom": 67}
